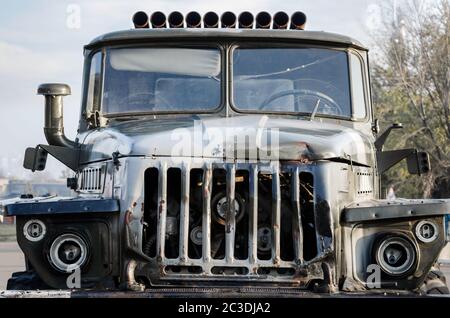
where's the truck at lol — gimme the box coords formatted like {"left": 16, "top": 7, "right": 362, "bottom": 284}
{"left": 4, "top": 10, "right": 450, "bottom": 296}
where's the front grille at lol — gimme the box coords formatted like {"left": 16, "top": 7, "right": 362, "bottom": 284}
{"left": 143, "top": 160, "right": 325, "bottom": 283}
{"left": 78, "top": 166, "right": 105, "bottom": 193}
{"left": 356, "top": 169, "right": 373, "bottom": 196}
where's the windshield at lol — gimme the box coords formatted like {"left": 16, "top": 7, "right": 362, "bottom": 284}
{"left": 102, "top": 47, "right": 221, "bottom": 114}
{"left": 232, "top": 47, "right": 351, "bottom": 117}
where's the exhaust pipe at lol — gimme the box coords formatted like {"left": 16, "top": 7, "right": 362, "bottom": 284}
{"left": 37, "top": 83, "right": 76, "bottom": 148}
{"left": 132, "top": 11, "right": 149, "bottom": 29}
{"left": 151, "top": 11, "right": 167, "bottom": 28}
{"left": 290, "top": 11, "right": 307, "bottom": 30}
{"left": 203, "top": 11, "right": 219, "bottom": 28}
{"left": 220, "top": 11, "right": 236, "bottom": 28}
{"left": 238, "top": 11, "right": 254, "bottom": 29}
{"left": 186, "top": 11, "right": 201, "bottom": 28}
{"left": 255, "top": 11, "right": 272, "bottom": 29}
{"left": 168, "top": 11, "right": 184, "bottom": 28}
{"left": 273, "top": 11, "right": 289, "bottom": 29}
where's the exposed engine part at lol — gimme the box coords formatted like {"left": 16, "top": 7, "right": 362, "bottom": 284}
{"left": 143, "top": 167, "right": 316, "bottom": 264}
{"left": 143, "top": 235, "right": 156, "bottom": 257}
{"left": 211, "top": 191, "right": 245, "bottom": 225}
{"left": 257, "top": 227, "right": 272, "bottom": 252}
{"left": 165, "top": 216, "right": 178, "bottom": 237}
{"left": 190, "top": 226, "right": 203, "bottom": 246}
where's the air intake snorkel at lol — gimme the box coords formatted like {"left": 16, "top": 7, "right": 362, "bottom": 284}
{"left": 24, "top": 83, "right": 79, "bottom": 172}
{"left": 38, "top": 83, "right": 76, "bottom": 148}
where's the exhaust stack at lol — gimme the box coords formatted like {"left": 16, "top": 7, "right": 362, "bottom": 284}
{"left": 132, "top": 11, "right": 149, "bottom": 28}
{"left": 37, "top": 83, "right": 76, "bottom": 148}
{"left": 273, "top": 11, "right": 289, "bottom": 29}
{"left": 186, "top": 11, "right": 201, "bottom": 28}
{"left": 151, "top": 11, "right": 167, "bottom": 28}
{"left": 290, "top": 11, "right": 307, "bottom": 30}
{"left": 238, "top": 11, "right": 254, "bottom": 29}
{"left": 168, "top": 11, "right": 184, "bottom": 28}
{"left": 255, "top": 11, "right": 271, "bottom": 29}
{"left": 203, "top": 11, "right": 219, "bottom": 28}
{"left": 221, "top": 11, "right": 236, "bottom": 28}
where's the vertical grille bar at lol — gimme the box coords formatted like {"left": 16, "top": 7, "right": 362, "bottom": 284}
{"left": 97, "top": 168, "right": 101, "bottom": 189}
{"left": 225, "top": 164, "right": 236, "bottom": 263}
{"left": 156, "top": 163, "right": 168, "bottom": 260}
{"left": 87, "top": 169, "right": 91, "bottom": 190}
{"left": 179, "top": 163, "right": 190, "bottom": 262}
{"left": 291, "top": 167, "right": 303, "bottom": 264}
{"left": 98, "top": 168, "right": 102, "bottom": 189}
{"left": 202, "top": 164, "right": 212, "bottom": 262}
{"left": 248, "top": 165, "right": 258, "bottom": 264}
{"left": 272, "top": 169, "right": 281, "bottom": 263}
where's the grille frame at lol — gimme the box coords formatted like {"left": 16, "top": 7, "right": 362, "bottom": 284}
{"left": 78, "top": 164, "right": 106, "bottom": 193}
{"left": 142, "top": 159, "right": 332, "bottom": 284}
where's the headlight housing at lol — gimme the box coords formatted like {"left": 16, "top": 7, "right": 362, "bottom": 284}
{"left": 374, "top": 235, "right": 417, "bottom": 277}
{"left": 48, "top": 233, "right": 89, "bottom": 272}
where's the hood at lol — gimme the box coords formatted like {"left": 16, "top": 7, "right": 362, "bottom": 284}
{"left": 80, "top": 115, "right": 374, "bottom": 166}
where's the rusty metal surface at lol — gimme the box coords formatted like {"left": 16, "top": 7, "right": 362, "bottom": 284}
{"left": 343, "top": 198, "right": 450, "bottom": 223}
{"left": 135, "top": 158, "right": 333, "bottom": 285}
{"left": 78, "top": 115, "right": 375, "bottom": 167}
{"left": 1, "top": 288, "right": 448, "bottom": 298}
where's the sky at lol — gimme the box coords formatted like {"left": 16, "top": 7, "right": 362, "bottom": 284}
{"left": 0, "top": 0, "right": 388, "bottom": 179}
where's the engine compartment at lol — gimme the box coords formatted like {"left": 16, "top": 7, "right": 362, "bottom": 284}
{"left": 142, "top": 165, "right": 319, "bottom": 279}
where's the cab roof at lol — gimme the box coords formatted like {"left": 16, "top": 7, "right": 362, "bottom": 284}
{"left": 85, "top": 28, "right": 367, "bottom": 51}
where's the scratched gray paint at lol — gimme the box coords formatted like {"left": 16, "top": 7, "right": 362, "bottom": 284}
{"left": 79, "top": 115, "right": 375, "bottom": 166}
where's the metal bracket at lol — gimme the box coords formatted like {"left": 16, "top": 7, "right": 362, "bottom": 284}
{"left": 39, "top": 144, "right": 80, "bottom": 171}
{"left": 377, "top": 148, "right": 416, "bottom": 174}
{"left": 374, "top": 122, "right": 403, "bottom": 152}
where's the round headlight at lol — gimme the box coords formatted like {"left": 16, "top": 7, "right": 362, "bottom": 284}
{"left": 415, "top": 220, "right": 438, "bottom": 243}
{"left": 49, "top": 233, "right": 88, "bottom": 272}
{"left": 375, "top": 235, "right": 416, "bottom": 276}
{"left": 23, "top": 219, "right": 46, "bottom": 242}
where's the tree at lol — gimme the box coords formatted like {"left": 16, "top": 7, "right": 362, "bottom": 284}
{"left": 371, "top": 0, "right": 449, "bottom": 198}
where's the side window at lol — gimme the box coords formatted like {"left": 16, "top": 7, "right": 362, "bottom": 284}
{"left": 350, "top": 53, "right": 366, "bottom": 119}
{"left": 86, "top": 52, "right": 102, "bottom": 113}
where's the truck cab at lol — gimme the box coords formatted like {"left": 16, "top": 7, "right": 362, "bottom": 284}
{"left": 5, "top": 11, "right": 450, "bottom": 295}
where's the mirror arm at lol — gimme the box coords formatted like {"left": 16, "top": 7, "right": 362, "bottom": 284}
{"left": 374, "top": 122, "right": 403, "bottom": 152}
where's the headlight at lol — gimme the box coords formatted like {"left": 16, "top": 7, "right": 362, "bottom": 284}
{"left": 374, "top": 235, "right": 417, "bottom": 277}
{"left": 415, "top": 220, "right": 438, "bottom": 243}
{"left": 23, "top": 219, "right": 47, "bottom": 242}
{"left": 48, "top": 233, "right": 89, "bottom": 272}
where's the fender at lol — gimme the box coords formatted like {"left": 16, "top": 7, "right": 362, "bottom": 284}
{"left": 342, "top": 199, "right": 450, "bottom": 223}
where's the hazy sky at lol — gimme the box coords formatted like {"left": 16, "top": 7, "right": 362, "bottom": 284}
{"left": 0, "top": 0, "right": 387, "bottom": 179}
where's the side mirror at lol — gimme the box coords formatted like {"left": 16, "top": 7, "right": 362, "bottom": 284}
{"left": 23, "top": 147, "right": 48, "bottom": 171}
{"left": 407, "top": 151, "right": 431, "bottom": 175}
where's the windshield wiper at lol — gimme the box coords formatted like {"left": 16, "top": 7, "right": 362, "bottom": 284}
{"left": 309, "top": 98, "right": 321, "bottom": 121}
{"left": 239, "top": 55, "right": 337, "bottom": 80}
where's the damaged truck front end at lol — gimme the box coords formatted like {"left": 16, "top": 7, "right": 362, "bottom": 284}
{"left": 5, "top": 12, "right": 450, "bottom": 295}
